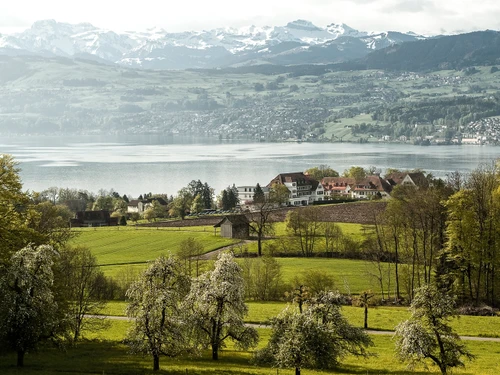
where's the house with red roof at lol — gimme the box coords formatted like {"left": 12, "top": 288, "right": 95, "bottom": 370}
{"left": 385, "top": 172, "right": 429, "bottom": 189}
{"left": 321, "top": 175, "right": 392, "bottom": 199}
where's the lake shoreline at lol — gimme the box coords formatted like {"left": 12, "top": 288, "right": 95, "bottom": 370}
{"left": 2, "top": 135, "right": 499, "bottom": 196}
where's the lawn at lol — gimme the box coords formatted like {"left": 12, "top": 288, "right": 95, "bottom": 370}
{"left": 70, "top": 223, "right": 379, "bottom": 292}
{"left": 272, "top": 221, "right": 368, "bottom": 240}
{"left": 246, "top": 302, "right": 500, "bottom": 338}
{"left": 1, "top": 319, "right": 498, "bottom": 375}
{"left": 70, "top": 226, "right": 237, "bottom": 277}
{"left": 102, "top": 300, "right": 500, "bottom": 338}
{"left": 277, "top": 257, "right": 386, "bottom": 294}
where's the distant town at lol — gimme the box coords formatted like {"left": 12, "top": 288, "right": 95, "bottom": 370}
{"left": 67, "top": 167, "right": 428, "bottom": 228}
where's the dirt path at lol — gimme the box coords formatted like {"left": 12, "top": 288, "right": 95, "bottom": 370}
{"left": 364, "top": 329, "right": 500, "bottom": 341}
{"left": 88, "top": 315, "right": 500, "bottom": 342}
{"left": 198, "top": 240, "right": 254, "bottom": 260}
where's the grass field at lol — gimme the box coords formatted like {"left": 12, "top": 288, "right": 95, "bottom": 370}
{"left": 70, "top": 223, "right": 380, "bottom": 294}
{"left": 272, "top": 222, "right": 368, "bottom": 239}
{"left": 1, "top": 319, "right": 499, "bottom": 375}
{"left": 276, "top": 257, "right": 383, "bottom": 294}
{"left": 323, "top": 114, "right": 391, "bottom": 142}
{"left": 65, "top": 224, "right": 500, "bottom": 374}
{"left": 103, "top": 300, "right": 500, "bottom": 338}
{"left": 70, "top": 226, "right": 237, "bottom": 277}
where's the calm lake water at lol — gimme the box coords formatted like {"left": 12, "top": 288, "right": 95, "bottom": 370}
{"left": 1, "top": 135, "right": 500, "bottom": 197}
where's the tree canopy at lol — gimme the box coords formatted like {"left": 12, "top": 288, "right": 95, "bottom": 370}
{"left": 0, "top": 245, "right": 61, "bottom": 367}
{"left": 304, "top": 165, "right": 339, "bottom": 180}
{"left": 0, "top": 155, "right": 30, "bottom": 263}
{"left": 394, "top": 285, "right": 474, "bottom": 374}
{"left": 342, "top": 166, "right": 368, "bottom": 181}
{"left": 126, "top": 256, "right": 191, "bottom": 371}
{"left": 255, "top": 291, "right": 372, "bottom": 375}
{"left": 185, "top": 252, "right": 258, "bottom": 360}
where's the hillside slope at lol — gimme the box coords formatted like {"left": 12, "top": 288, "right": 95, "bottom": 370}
{"left": 362, "top": 31, "right": 500, "bottom": 71}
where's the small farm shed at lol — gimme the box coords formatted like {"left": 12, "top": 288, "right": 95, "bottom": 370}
{"left": 70, "top": 210, "right": 119, "bottom": 227}
{"left": 214, "top": 215, "right": 250, "bottom": 239}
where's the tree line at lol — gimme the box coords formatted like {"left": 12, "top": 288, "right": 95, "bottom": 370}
{"left": 0, "top": 155, "right": 121, "bottom": 365}
{"left": 36, "top": 179, "right": 241, "bottom": 223}
{"left": 368, "top": 163, "right": 500, "bottom": 309}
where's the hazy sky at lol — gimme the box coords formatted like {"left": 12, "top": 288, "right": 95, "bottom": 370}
{"left": 0, "top": 0, "right": 499, "bottom": 35}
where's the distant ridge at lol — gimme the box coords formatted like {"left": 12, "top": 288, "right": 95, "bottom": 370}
{"left": 362, "top": 31, "right": 500, "bottom": 71}
{"left": 0, "top": 19, "right": 427, "bottom": 69}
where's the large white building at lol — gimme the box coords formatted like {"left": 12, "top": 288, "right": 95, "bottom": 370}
{"left": 236, "top": 185, "right": 270, "bottom": 205}
{"left": 267, "top": 172, "right": 324, "bottom": 206}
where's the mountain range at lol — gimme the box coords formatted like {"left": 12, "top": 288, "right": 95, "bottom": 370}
{"left": 0, "top": 19, "right": 428, "bottom": 69}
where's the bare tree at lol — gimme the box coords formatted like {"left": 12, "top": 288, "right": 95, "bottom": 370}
{"left": 56, "top": 245, "right": 108, "bottom": 342}
{"left": 177, "top": 237, "right": 205, "bottom": 277}
{"left": 286, "top": 207, "right": 323, "bottom": 257}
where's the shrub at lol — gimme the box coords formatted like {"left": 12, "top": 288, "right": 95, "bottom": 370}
{"left": 458, "top": 305, "right": 498, "bottom": 316}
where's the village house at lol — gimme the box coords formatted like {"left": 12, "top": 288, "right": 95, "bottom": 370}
{"left": 267, "top": 172, "right": 324, "bottom": 206}
{"left": 385, "top": 171, "right": 429, "bottom": 189}
{"left": 127, "top": 197, "right": 168, "bottom": 214}
{"left": 321, "top": 176, "right": 392, "bottom": 199}
{"left": 321, "top": 177, "right": 353, "bottom": 198}
{"left": 349, "top": 175, "right": 392, "bottom": 199}
{"left": 236, "top": 185, "right": 270, "bottom": 205}
{"left": 237, "top": 171, "right": 429, "bottom": 208}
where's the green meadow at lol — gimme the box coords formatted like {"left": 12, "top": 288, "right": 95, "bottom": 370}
{"left": 104, "top": 300, "right": 500, "bottom": 339}
{"left": 71, "top": 226, "right": 237, "bottom": 277}
{"left": 50, "top": 224, "right": 500, "bottom": 374}
{"left": 1, "top": 320, "right": 499, "bottom": 375}
{"left": 70, "top": 223, "right": 381, "bottom": 293}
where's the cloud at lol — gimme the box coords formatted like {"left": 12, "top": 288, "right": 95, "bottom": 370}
{"left": 0, "top": 0, "right": 499, "bottom": 36}
{"left": 384, "top": 0, "right": 435, "bottom": 13}
{"left": 0, "top": 12, "right": 29, "bottom": 28}
{"left": 308, "top": 0, "right": 376, "bottom": 3}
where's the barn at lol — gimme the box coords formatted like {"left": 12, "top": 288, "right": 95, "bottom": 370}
{"left": 214, "top": 215, "right": 250, "bottom": 239}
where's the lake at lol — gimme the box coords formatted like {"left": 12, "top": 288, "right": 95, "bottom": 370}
{"left": 1, "top": 135, "right": 499, "bottom": 197}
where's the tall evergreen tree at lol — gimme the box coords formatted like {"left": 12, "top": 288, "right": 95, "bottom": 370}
{"left": 253, "top": 183, "right": 265, "bottom": 203}
{"left": 221, "top": 190, "right": 229, "bottom": 211}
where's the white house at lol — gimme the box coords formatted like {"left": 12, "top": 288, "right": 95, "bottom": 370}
{"left": 236, "top": 185, "right": 270, "bottom": 205}
{"left": 127, "top": 197, "right": 168, "bottom": 214}
{"left": 267, "top": 172, "right": 324, "bottom": 206}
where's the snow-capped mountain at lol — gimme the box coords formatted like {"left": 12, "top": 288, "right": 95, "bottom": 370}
{"left": 0, "top": 19, "right": 428, "bottom": 69}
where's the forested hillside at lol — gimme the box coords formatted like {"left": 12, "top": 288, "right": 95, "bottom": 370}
{"left": 362, "top": 31, "right": 500, "bottom": 71}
